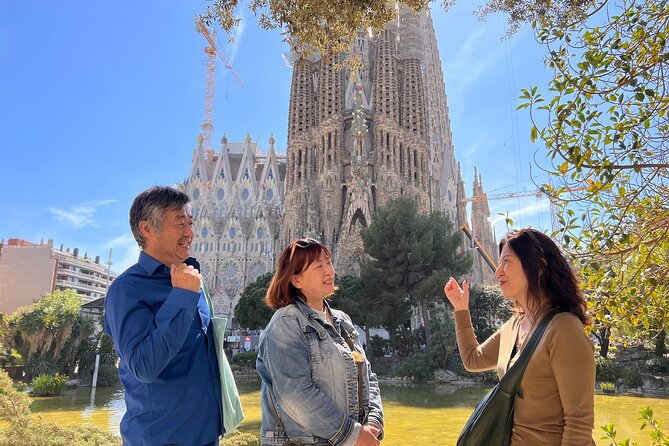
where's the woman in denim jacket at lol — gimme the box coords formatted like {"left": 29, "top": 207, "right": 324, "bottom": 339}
{"left": 256, "top": 238, "right": 384, "bottom": 446}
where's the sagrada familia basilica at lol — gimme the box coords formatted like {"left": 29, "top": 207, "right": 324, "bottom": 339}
{"left": 182, "top": 7, "right": 497, "bottom": 318}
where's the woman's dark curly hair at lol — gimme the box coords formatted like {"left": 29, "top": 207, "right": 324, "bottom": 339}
{"left": 499, "top": 228, "right": 591, "bottom": 326}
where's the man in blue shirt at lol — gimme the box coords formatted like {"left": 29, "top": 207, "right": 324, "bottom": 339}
{"left": 104, "top": 186, "right": 224, "bottom": 446}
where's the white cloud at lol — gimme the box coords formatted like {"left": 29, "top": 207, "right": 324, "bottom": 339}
{"left": 443, "top": 27, "right": 505, "bottom": 110}
{"left": 49, "top": 199, "right": 117, "bottom": 229}
{"left": 447, "top": 28, "right": 491, "bottom": 81}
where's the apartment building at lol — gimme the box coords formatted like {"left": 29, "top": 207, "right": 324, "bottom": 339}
{"left": 0, "top": 238, "right": 117, "bottom": 314}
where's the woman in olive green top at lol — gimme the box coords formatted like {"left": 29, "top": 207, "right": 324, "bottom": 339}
{"left": 444, "top": 228, "right": 595, "bottom": 445}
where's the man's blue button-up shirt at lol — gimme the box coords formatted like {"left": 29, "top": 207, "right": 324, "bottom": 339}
{"left": 104, "top": 252, "right": 223, "bottom": 446}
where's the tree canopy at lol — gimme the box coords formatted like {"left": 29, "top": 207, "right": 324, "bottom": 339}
{"left": 2, "top": 290, "right": 96, "bottom": 378}
{"left": 234, "top": 272, "right": 274, "bottom": 329}
{"left": 329, "top": 275, "right": 364, "bottom": 324}
{"left": 235, "top": 272, "right": 375, "bottom": 331}
{"left": 521, "top": 0, "right": 669, "bottom": 342}
{"left": 467, "top": 284, "right": 513, "bottom": 340}
{"left": 199, "top": 1, "right": 590, "bottom": 59}
{"left": 361, "top": 196, "right": 471, "bottom": 346}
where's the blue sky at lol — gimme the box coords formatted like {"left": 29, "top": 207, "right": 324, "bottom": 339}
{"left": 0, "top": 1, "right": 554, "bottom": 274}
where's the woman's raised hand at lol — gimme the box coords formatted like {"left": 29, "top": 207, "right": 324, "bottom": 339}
{"left": 443, "top": 277, "right": 469, "bottom": 312}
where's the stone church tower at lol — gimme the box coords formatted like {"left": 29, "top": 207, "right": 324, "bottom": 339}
{"left": 183, "top": 134, "right": 286, "bottom": 317}
{"left": 281, "top": 6, "right": 477, "bottom": 276}
{"left": 469, "top": 168, "right": 499, "bottom": 284}
{"left": 182, "top": 7, "right": 500, "bottom": 327}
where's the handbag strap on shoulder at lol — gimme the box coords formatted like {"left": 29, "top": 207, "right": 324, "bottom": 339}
{"left": 499, "top": 309, "right": 562, "bottom": 392}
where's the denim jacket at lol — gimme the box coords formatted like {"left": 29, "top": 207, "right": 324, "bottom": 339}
{"left": 256, "top": 299, "right": 384, "bottom": 446}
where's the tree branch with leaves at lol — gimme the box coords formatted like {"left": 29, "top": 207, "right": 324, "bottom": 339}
{"left": 520, "top": 0, "right": 669, "bottom": 341}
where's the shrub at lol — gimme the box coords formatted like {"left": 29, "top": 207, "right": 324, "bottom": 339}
{"left": 620, "top": 368, "right": 643, "bottom": 388}
{"left": 444, "top": 352, "right": 497, "bottom": 383}
{"left": 595, "top": 356, "right": 621, "bottom": 382}
{"left": 599, "top": 382, "right": 615, "bottom": 391}
{"left": 231, "top": 351, "right": 258, "bottom": 368}
{"left": 95, "top": 364, "right": 120, "bottom": 387}
{"left": 31, "top": 373, "right": 67, "bottom": 396}
{"left": 645, "top": 356, "right": 669, "bottom": 373}
{"left": 29, "top": 357, "right": 59, "bottom": 378}
{"left": 0, "top": 369, "right": 31, "bottom": 427}
{"left": 601, "top": 406, "right": 667, "bottom": 445}
{"left": 444, "top": 351, "right": 468, "bottom": 376}
{"left": 0, "top": 348, "right": 21, "bottom": 367}
{"left": 0, "top": 422, "right": 121, "bottom": 446}
{"left": 220, "top": 432, "right": 259, "bottom": 446}
{"left": 397, "top": 350, "right": 435, "bottom": 382}
{"left": 0, "top": 368, "right": 120, "bottom": 445}
{"left": 368, "top": 335, "right": 387, "bottom": 358}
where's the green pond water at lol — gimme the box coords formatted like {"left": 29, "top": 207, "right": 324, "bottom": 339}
{"left": 27, "top": 379, "right": 669, "bottom": 445}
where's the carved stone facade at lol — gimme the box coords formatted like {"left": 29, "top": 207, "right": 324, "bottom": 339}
{"left": 186, "top": 7, "right": 500, "bottom": 318}
{"left": 184, "top": 134, "right": 285, "bottom": 318}
{"left": 281, "top": 7, "right": 489, "bottom": 277}
{"left": 465, "top": 168, "right": 500, "bottom": 285}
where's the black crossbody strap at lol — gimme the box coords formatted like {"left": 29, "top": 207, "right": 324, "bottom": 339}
{"left": 499, "top": 309, "right": 562, "bottom": 394}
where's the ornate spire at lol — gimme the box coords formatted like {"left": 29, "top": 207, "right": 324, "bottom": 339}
{"left": 351, "top": 86, "right": 367, "bottom": 138}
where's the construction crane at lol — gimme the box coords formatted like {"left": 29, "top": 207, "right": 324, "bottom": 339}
{"left": 195, "top": 18, "right": 244, "bottom": 151}
{"left": 459, "top": 189, "right": 543, "bottom": 205}
{"left": 460, "top": 223, "right": 497, "bottom": 273}
{"left": 461, "top": 186, "right": 588, "bottom": 233}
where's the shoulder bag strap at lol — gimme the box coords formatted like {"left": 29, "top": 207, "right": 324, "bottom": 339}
{"left": 340, "top": 327, "right": 366, "bottom": 422}
{"left": 199, "top": 279, "right": 215, "bottom": 318}
{"left": 499, "top": 309, "right": 562, "bottom": 393}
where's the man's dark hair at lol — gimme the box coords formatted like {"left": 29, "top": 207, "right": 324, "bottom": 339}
{"left": 129, "top": 186, "right": 190, "bottom": 248}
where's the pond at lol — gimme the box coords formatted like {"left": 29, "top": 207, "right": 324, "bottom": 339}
{"left": 28, "top": 379, "right": 669, "bottom": 445}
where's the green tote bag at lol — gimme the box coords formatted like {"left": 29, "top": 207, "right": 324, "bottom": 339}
{"left": 203, "top": 282, "right": 245, "bottom": 435}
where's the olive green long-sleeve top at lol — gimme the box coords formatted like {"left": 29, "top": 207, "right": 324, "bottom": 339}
{"left": 454, "top": 309, "right": 595, "bottom": 446}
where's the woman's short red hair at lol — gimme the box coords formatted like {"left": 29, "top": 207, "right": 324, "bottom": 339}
{"left": 265, "top": 238, "right": 331, "bottom": 310}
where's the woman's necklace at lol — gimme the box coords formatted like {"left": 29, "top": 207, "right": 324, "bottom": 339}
{"left": 516, "top": 312, "right": 536, "bottom": 348}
